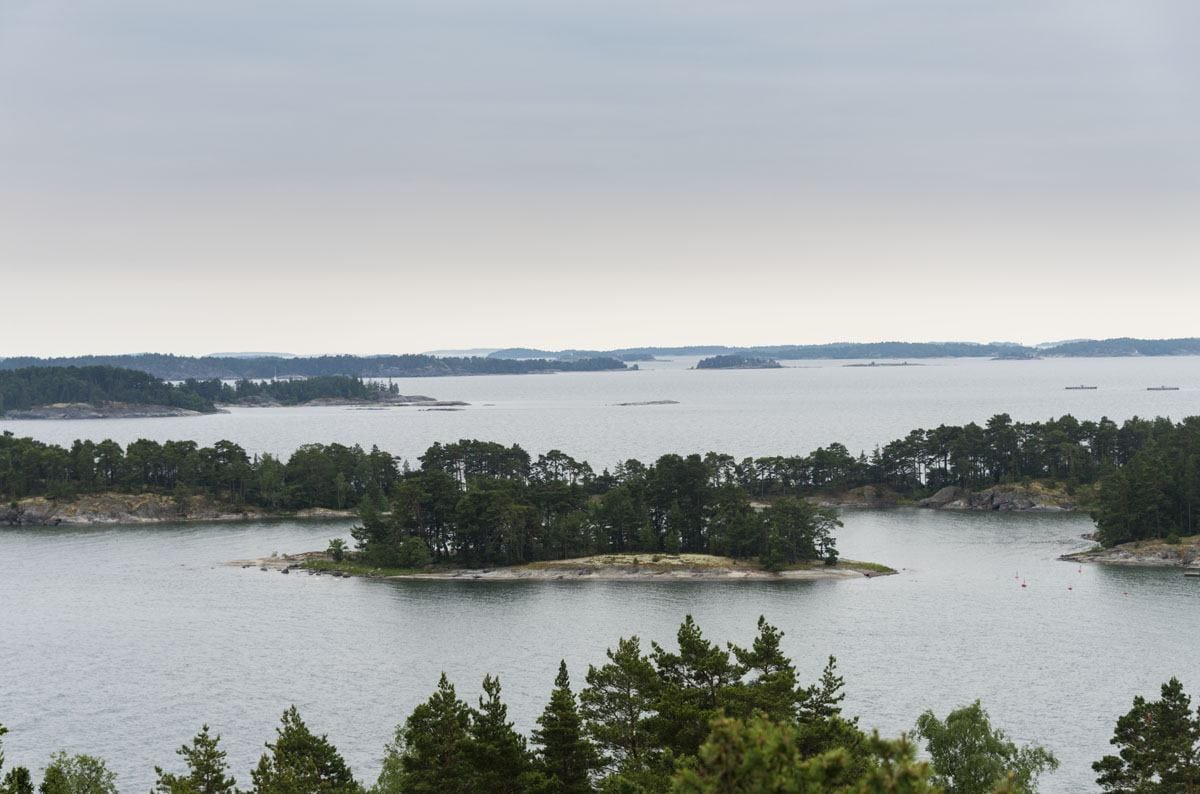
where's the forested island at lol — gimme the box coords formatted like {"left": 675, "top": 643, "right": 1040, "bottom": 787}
{"left": 5, "top": 614, "right": 1195, "bottom": 792}
{"left": 4, "top": 412, "right": 1200, "bottom": 559}
{"left": 695, "top": 354, "right": 782, "bottom": 370}
{"left": 0, "top": 366, "right": 217, "bottom": 418}
{"left": 0, "top": 354, "right": 628, "bottom": 380}
{"left": 0, "top": 367, "right": 459, "bottom": 419}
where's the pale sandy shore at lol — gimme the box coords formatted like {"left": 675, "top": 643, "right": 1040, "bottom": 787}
{"left": 229, "top": 552, "right": 896, "bottom": 582}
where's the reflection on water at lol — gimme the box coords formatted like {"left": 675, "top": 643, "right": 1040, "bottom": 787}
{"left": 2, "top": 510, "right": 1197, "bottom": 792}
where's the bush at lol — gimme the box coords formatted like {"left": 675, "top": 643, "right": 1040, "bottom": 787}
{"left": 327, "top": 538, "right": 347, "bottom": 561}
{"left": 1165, "top": 532, "right": 1181, "bottom": 545}
{"left": 395, "top": 537, "right": 432, "bottom": 568}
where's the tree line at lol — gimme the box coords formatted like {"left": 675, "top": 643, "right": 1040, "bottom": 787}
{"left": 3, "top": 411, "right": 1198, "bottom": 552}
{"left": 0, "top": 366, "right": 425, "bottom": 415}
{"left": 0, "top": 616, "right": 1086, "bottom": 794}
{"left": 184, "top": 376, "right": 403, "bottom": 406}
{"left": 0, "top": 367, "right": 215, "bottom": 416}
{"left": 0, "top": 354, "right": 628, "bottom": 381}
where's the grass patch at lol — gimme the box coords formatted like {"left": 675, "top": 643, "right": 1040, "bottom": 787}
{"left": 302, "top": 559, "right": 431, "bottom": 577}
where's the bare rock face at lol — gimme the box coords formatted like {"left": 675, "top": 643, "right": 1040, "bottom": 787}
{"left": 918, "top": 484, "right": 1075, "bottom": 512}
{"left": 917, "top": 486, "right": 969, "bottom": 509}
{"left": 2, "top": 494, "right": 262, "bottom": 525}
{"left": 2, "top": 402, "right": 206, "bottom": 420}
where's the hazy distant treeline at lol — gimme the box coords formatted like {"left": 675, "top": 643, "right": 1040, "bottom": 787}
{"left": 488, "top": 336, "right": 1200, "bottom": 361}
{"left": 0, "top": 354, "right": 628, "bottom": 380}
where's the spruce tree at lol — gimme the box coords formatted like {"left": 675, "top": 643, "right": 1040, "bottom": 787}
{"left": 532, "top": 661, "right": 597, "bottom": 793}
{"left": 153, "top": 725, "right": 237, "bottom": 794}
{"left": 376, "top": 673, "right": 473, "bottom": 794}
{"left": 250, "top": 707, "right": 360, "bottom": 794}
{"left": 468, "top": 675, "right": 533, "bottom": 793}
{"left": 2, "top": 767, "right": 34, "bottom": 794}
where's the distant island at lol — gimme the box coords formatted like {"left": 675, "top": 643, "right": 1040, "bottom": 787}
{"left": 7, "top": 338, "right": 1200, "bottom": 383}
{"left": 468, "top": 336, "right": 1200, "bottom": 361}
{"left": 843, "top": 361, "right": 923, "bottom": 368}
{"left": 696, "top": 354, "right": 782, "bottom": 370}
{"left": 0, "top": 366, "right": 461, "bottom": 419}
{"left": 0, "top": 353, "right": 628, "bottom": 380}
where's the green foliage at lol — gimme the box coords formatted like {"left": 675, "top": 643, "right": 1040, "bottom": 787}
{"left": 38, "top": 753, "right": 117, "bottom": 794}
{"left": 580, "top": 637, "right": 662, "bottom": 778}
{"left": 468, "top": 676, "right": 534, "bottom": 793}
{"left": 153, "top": 725, "right": 237, "bottom": 794}
{"left": 1092, "top": 417, "right": 1200, "bottom": 546}
{"left": 671, "top": 716, "right": 937, "bottom": 793}
{"left": 532, "top": 662, "right": 599, "bottom": 794}
{"left": 2, "top": 767, "right": 34, "bottom": 794}
{"left": 0, "top": 366, "right": 215, "bottom": 415}
{"left": 377, "top": 674, "right": 473, "bottom": 794}
{"left": 326, "top": 538, "right": 347, "bottom": 562}
{"left": 915, "top": 701, "right": 1058, "bottom": 793}
{"left": 249, "top": 707, "right": 360, "bottom": 793}
{"left": 0, "top": 354, "right": 628, "bottom": 380}
{"left": 1093, "top": 677, "right": 1200, "bottom": 793}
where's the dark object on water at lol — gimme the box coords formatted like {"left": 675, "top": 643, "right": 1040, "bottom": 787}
{"left": 1064, "top": 385, "right": 1098, "bottom": 390}
{"left": 1147, "top": 386, "right": 1181, "bottom": 391}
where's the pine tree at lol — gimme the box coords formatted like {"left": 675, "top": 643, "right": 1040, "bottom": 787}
{"left": 650, "top": 616, "right": 737, "bottom": 758}
{"left": 531, "top": 661, "right": 597, "bottom": 793}
{"left": 468, "top": 675, "right": 533, "bottom": 793}
{"left": 376, "top": 673, "right": 473, "bottom": 794}
{"left": 579, "top": 637, "right": 660, "bottom": 775}
{"left": 800, "top": 656, "right": 847, "bottom": 722}
{"left": 250, "top": 707, "right": 360, "bottom": 794}
{"left": 153, "top": 725, "right": 237, "bottom": 794}
{"left": 1094, "top": 677, "right": 1200, "bottom": 793}
{"left": 726, "top": 616, "right": 801, "bottom": 721}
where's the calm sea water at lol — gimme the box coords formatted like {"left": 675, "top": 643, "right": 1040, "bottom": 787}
{"left": 3, "top": 356, "right": 1200, "bottom": 465}
{"left": 3, "top": 357, "right": 1200, "bottom": 791}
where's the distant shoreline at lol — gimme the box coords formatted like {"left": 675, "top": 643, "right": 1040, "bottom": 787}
{"left": 1, "top": 397, "right": 468, "bottom": 420}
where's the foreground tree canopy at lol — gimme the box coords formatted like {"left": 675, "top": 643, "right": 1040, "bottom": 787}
{"left": 5, "top": 620, "right": 1195, "bottom": 792}
{"left": 2, "top": 616, "right": 1105, "bottom": 793}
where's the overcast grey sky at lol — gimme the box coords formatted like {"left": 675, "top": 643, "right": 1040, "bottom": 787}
{"left": 2, "top": 1, "right": 1198, "bottom": 355}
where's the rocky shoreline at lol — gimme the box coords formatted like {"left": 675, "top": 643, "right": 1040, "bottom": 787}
{"left": 2, "top": 493, "right": 352, "bottom": 526}
{"left": 1061, "top": 535, "right": 1200, "bottom": 569}
{"left": 1, "top": 402, "right": 213, "bottom": 420}
{"left": 230, "top": 551, "right": 897, "bottom": 582}
{"left": 220, "top": 395, "right": 468, "bottom": 409}
{"left": 810, "top": 482, "right": 1081, "bottom": 512}
{"left": 0, "top": 396, "right": 467, "bottom": 421}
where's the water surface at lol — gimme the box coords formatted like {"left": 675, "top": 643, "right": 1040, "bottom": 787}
{"left": 1, "top": 511, "right": 1196, "bottom": 792}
